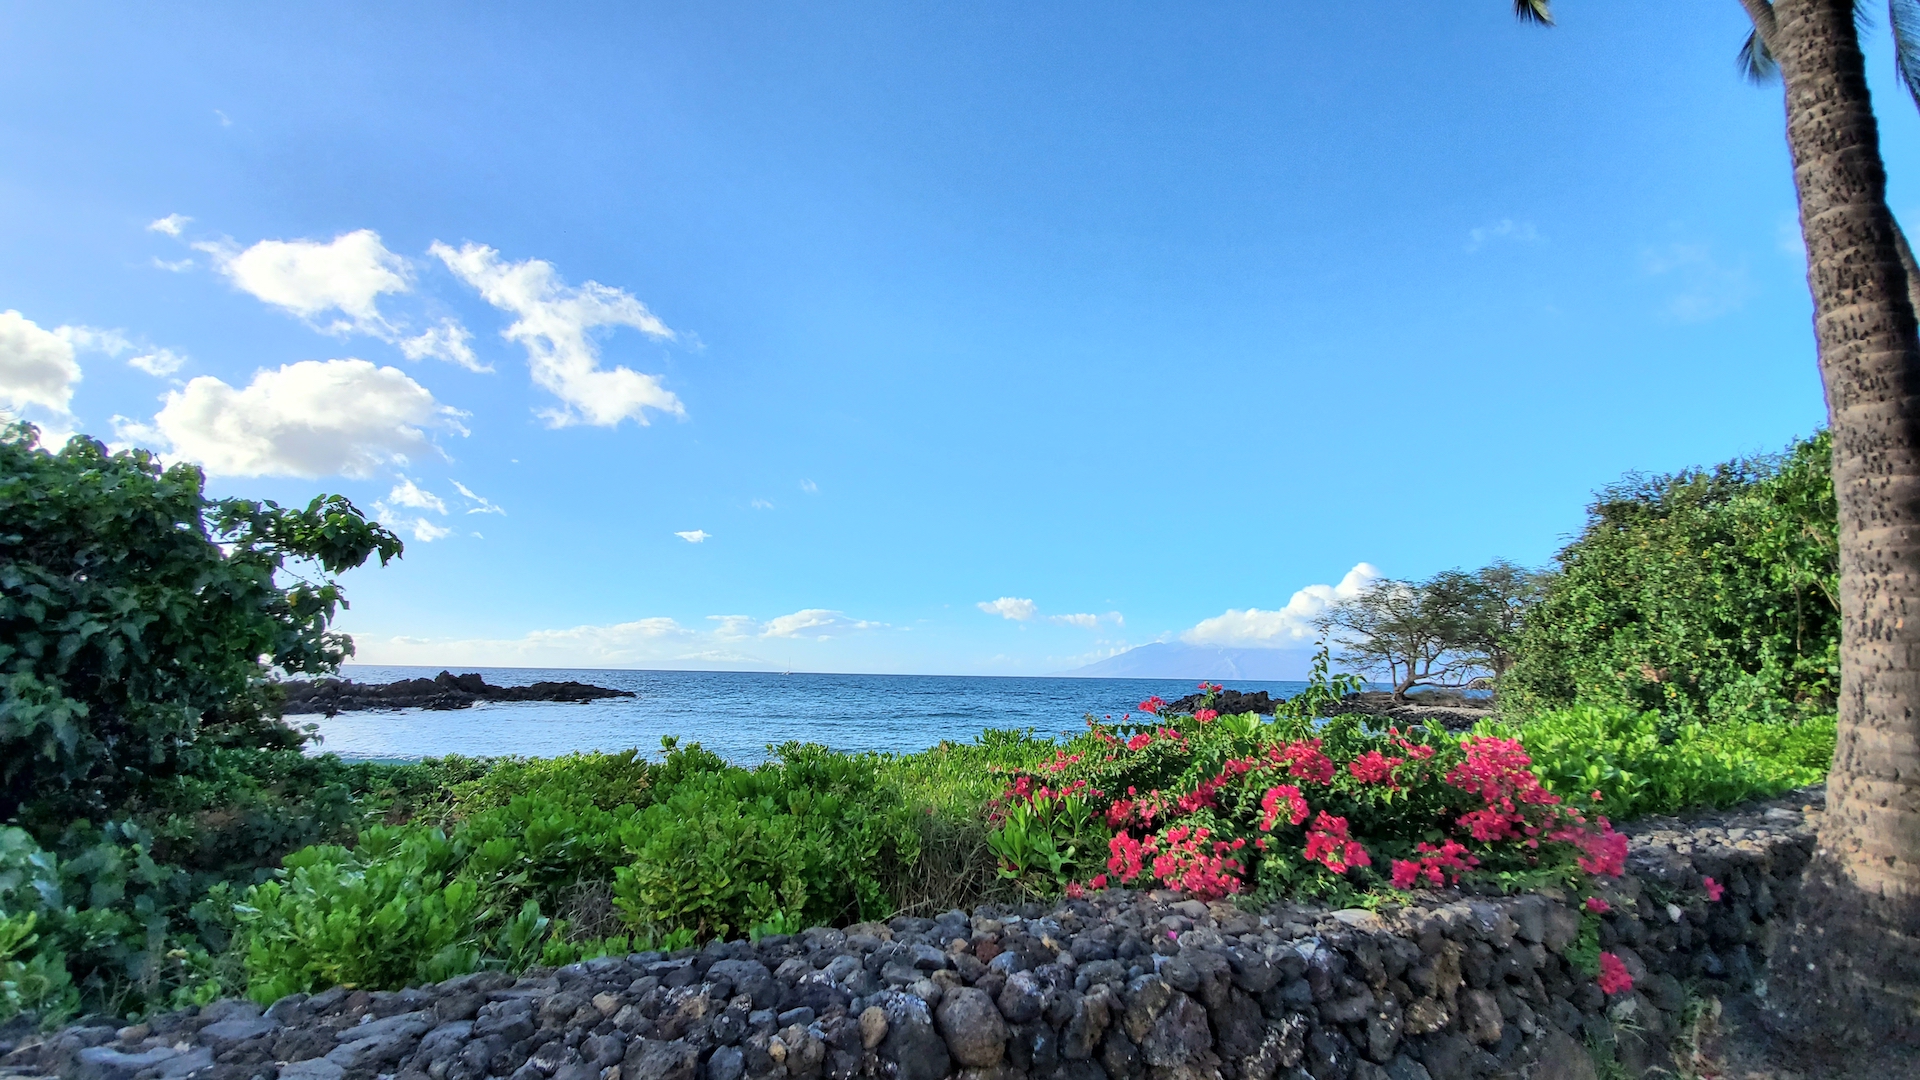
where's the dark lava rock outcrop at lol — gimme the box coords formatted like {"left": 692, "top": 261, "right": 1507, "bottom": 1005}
{"left": 1157, "top": 689, "right": 1282, "bottom": 717}
{"left": 280, "top": 671, "right": 634, "bottom": 715}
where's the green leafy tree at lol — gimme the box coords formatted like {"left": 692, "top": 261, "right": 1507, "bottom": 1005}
{"left": 0, "top": 423, "right": 402, "bottom": 823}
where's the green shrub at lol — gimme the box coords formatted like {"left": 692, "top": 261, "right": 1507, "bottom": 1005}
{"left": 1503, "top": 431, "right": 1837, "bottom": 724}
{"left": 1513, "top": 704, "right": 1834, "bottom": 819}
{"left": 612, "top": 744, "right": 919, "bottom": 939}
{"left": 233, "top": 827, "right": 488, "bottom": 1002}
{"left": 435, "top": 750, "right": 651, "bottom": 822}
{"left": 0, "top": 914, "right": 76, "bottom": 1023}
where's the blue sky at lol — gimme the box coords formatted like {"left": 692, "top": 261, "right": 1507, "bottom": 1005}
{"left": 0, "top": 2, "right": 1891, "bottom": 674}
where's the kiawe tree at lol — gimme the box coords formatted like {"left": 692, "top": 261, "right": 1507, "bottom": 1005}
{"left": 1523, "top": 0, "right": 1920, "bottom": 1046}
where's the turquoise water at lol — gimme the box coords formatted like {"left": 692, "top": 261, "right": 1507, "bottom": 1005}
{"left": 307, "top": 666, "right": 1311, "bottom": 763}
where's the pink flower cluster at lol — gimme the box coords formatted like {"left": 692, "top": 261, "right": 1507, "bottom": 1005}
{"left": 1258, "top": 784, "right": 1310, "bottom": 830}
{"left": 1303, "top": 812, "right": 1370, "bottom": 873}
{"left": 1390, "top": 839, "right": 1479, "bottom": 889}
{"left": 1173, "top": 758, "right": 1257, "bottom": 815}
{"left": 1270, "top": 739, "right": 1336, "bottom": 785}
{"left": 1596, "top": 951, "right": 1634, "bottom": 995}
{"left": 1347, "top": 749, "right": 1403, "bottom": 786}
{"left": 1107, "top": 826, "right": 1246, "bottom": 899}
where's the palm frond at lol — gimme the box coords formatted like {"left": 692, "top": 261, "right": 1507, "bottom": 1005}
{"left": 1513, "top": 0, "right": 1554, "bottom": 27}
{"left": 1738, "top": 28, "right": 1779, "bottom": 83}
{"left": 1893, "top": 0, "right": 1920, "bottom": 112}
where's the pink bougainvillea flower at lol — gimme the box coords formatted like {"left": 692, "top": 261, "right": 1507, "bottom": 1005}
{"left": 1271, "top": 739, "right": 1336, "bottom": 785}
{"left": 1702, "top": 876, "right": 1724, "bottom": 902}
{"left": 1585, "top": 897, "right": 1612, "bottom": 914}
{"left": 1090, "top": 873, "right": 1108, "bottom": 889}
{"left": 1392, "top": 840, "right": 1478, "bottom": 888}
{"left": 1348, "top": 749, "right": 1403, "bottom": 786}
{"left": 1258, "top": 784, "right": 1310, "bottom": 830}
{"left": 1194, "top": 709, "right": 1219, "bottom": 724}
{"left": 1125, "top": 732, "right": 1153, "bottom": 752}
{"left": 1597, "top": 952, "right": 1634, "bottom": 995}
{"left": 1140, "top": 696, "right": 1168, "bottom": 715}
{"left": 1303, "top": 812, "right": 1366, "bottom": 873}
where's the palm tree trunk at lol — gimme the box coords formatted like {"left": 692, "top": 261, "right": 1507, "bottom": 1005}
{"left": 1764, "top": 0, "right": 1920, "bottom": 1045}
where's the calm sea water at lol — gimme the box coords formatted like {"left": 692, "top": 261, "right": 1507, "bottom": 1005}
{"left": 306, "top": 666, "right": 1311, "bottom": 763}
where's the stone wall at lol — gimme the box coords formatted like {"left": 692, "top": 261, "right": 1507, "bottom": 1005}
{"left": 6, "top": 790, "right": 1823, "bottom": 1080}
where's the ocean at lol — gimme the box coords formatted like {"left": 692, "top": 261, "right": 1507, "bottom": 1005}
{"left": 307, "top": 666, "right": 1312, "bottom": 763}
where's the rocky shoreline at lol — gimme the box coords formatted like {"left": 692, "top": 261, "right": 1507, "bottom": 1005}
{"left": 1154, "top": 690, "right": 1496, "bottom": 733}
{"left": 279, "top": 672, "right": 635, "bottom": 716}
{"left": 3, "top": 788, "right": 1824, "bottom": 1080}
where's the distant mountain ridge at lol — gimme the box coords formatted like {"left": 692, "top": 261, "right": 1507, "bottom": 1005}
{"left": 1053, "top": 642, "right": 1316, "bottom": 680}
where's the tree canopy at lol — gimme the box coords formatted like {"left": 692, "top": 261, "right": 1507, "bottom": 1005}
{"left": 0, "top": 423, "right": 402, "bottom": 822}
{"left": 1501, "top": 431, "right": 1838, "bottom": 724}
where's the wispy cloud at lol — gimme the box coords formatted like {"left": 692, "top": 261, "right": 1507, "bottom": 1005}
{"left": 675, "top": 529, "right": 710, "bottom": 543}
{"left": 372, "top": 477, "right": 455, "bottom": 542}
{"left": 1643, "top": 242, "right": 1750, "bottom": 322}
{"left": 976, "top": 597, "right": 1121, "bottom": 629}
{"left": 451, "top": 479, "right": 506, "bottom": 515}
{"left": 128, "top": 348, "right": 187, "bottom": 377}
{"left": 1466, "top": 219, "right": 1542, "bottom": 253}
{"left": 800, "top": 479, "right": 819, "bottom": 494}
{"left": 432, "top": 241, "right": 681, "bottom": 426}
{"left": 148, "top": 214, "right": 191, "bottom": 237}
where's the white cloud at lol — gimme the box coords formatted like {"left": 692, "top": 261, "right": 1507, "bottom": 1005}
{"left": 431, "top": 241, "right": 682, "bottom": 427}
{"left": 152, "top": 258, "right": 195, "bottom": 273}
{"left": 800, "top": 479, "right": 819, "bottom": 494}
{"left": 128, "top": 348, "right": 187, "bottom": 377}
{"left": 119, "top": 358, "right": 465, "bottom": 478}
{"left": 400, "top": 319, "right": 485, "bottom": 372}
{"left": 706, "top": 615, "right": 757, "bottom": 640}
{"left": 976, "top": 597, "right": 1119, "bottom": 629}
{"left": 675, "top": 529, "right": 710, "bottom": 543}
{"left": 751, "top": 499, "right": 774, "bottom": 510}
{"left": 372, "top": 477, "right": 455, "bottom": 543}
{"left": 56, "top": 326, "right": 134, "bottom": 356}
{"left": 978, "top": 597, "right": 1038, "bottom": 621}
{"left": 213, "top": 109, "right": 231, "bottom": 127}
{"left": 451, "top": 479, "right": 505, "bottom": 515}
{"left": 0, "top": 310, "right": 82, "bottom": 417}
{"left": 1181, "top": 563, "right": 1381, "bottom": 647}
{"left": 1466, "top": 219, "right": 1542, "bottom": 252}
{"left": 384, "top": 477, "right": 449, "bottom": 514}
{"left": 148, "top": 214, "right": 191, "bottom": 237}
{"left": 199, "top": 230, "right": 412, "bottom": 335}
{"left": 760, "top": 608, "right": 880, "bottom": 639}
